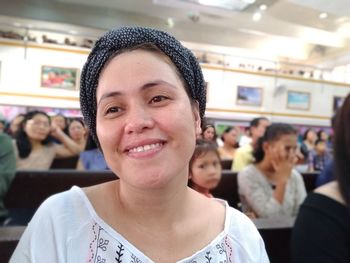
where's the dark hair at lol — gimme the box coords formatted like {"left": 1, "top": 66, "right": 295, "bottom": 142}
{"left": 15, "top": 110, "right": 52, "bottom": 158}
{"left": 334, "top": 94, "right": 350, "bottom": 210}
{"left": 250, "top": 117, "right": 268, "bottom": 129}
{"left": 84, "top": 133, "right": 99, "bottom": 151}
{"left": 317, "top": 130, "right": 327, "bottom": 140}
{"left": 221, "top": 126, "right": 233, "bottom": 142}
{"left": 303, "top": 128, "right": 315, "bottom": 141}
{"left": 254, "top": 123, "right": 297, "bottom": 163}
{"left": 315, "top": 138, "right": 325, "bottom": 146}
{"left": 188, "top": 139, "right": 221, "bottom": 187}
{"left": 202, "top": 123, "right": 216, "bottom": 138}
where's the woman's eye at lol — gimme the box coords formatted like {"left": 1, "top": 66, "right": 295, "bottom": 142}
{"left": 105, "top": 106, "right": 121, "bottom": 115}
{"left": 150, "top": 95, "right": 168, "bottom": 104}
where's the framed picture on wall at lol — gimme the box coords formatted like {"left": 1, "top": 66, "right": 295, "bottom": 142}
{"left": 236, "top": 85, "right": 262, "bottom": 106}
{"left": 333, "top": 96, "right": 345, "bottom": 113}
{"left": 41, "top": 65, "right": 78, "bottom": 90}
{"left": 287, "top": 90, "right": 310, "bottom": 110}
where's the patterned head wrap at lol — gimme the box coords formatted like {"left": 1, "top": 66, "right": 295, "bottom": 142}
{"left": 80, "top": 26, "right": 206, "bottom": 146}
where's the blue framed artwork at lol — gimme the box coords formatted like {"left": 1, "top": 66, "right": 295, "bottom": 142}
{"left": 287, "top": 90, "right": 310, "bottom": 110}
{"left": 236, "top": 85, "right": 262, "bottom": 106}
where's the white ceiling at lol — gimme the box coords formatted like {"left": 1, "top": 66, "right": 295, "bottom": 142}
{"left": 0, "top": 0, "right": 350, "bottom": 65}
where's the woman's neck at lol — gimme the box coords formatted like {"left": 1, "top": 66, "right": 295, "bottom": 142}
{"left": 115, "top": 174, "right": 192, "bottom": 229}
{"left": 30, "top": 139, "right": 44, "bottom": 151}
{"left": 255, "top": 159, "right": 275, "bottom": 178}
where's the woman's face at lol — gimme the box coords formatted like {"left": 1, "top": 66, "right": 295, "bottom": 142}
{"left": 190, "top": 151, "right": 222, "bottom": 191}
{"left": 68, "top": 120, "right": 85, "bottom": 141}
{"left": 306, "top": 130, "right": 316, "bottom": 143}
{"left": 96, "top": 50, "right": 201, "bottom": 189}
{"left": 52, "top": 115, "right": 66, "bottom": 130}
{"left": 203, "top": 127, "right": 215, "bottom": 141}
{"left": 265, "top": 134, "right": 298, "bottom": 161}
{"left": 24, "top": 114, "right": 51, "bottom": 142}
{"left": 224, "top": 129, "right": 237, "bottom": 146}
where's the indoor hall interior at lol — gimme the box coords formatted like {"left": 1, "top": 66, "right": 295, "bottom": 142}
{"left": 1, "top": 1, "right": 350, "bottom": 263}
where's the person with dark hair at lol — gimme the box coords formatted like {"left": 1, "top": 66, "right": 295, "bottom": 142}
{"left": 67, "top": 118, "right": 87, "bottom": 152}
{"left": 11, "top": 27, "right": 268, "bottom": 262}
{"left": 6, "top": 113, "right": 25, "bottom": 138}
{"left": 77, "top": 134, "right": 109, "bottom": 170}
{"left": 13, "top": 110, "right": 82, "bottom": 170}
{"left": 300, "top": 128, "right": 317, "bottom": 159}
{"left": 238, "top": 123, "right": 306, "bottom": 218}
{"left": 217, "top": 126, "right": 238, "bottom": 159}
{"left": 291, "top": 94, "right": 350, "bottom": 263}
{"left": 188, "top": 139, "right": 222, "bottom": 197}
{"left": 0, "top": 133, "right": 16, "bottom": 225}
{"left": 201, "top": 123, "right": 217, "bottom": 144}
{"left": 232, "top": 117, "right": 270, "bottom": 172}
{"left": 307, "top": 139, "right": 332, "bottom": 172}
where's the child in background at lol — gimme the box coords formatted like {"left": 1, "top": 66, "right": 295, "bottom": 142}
{"left": 307, "top": 139, "right": 332, "bottom": 172}
{"left": 189, "top": 139, "right": 222, "bottom": 198}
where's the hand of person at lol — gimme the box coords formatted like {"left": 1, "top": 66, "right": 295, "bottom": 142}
{"left": 50, "top": 123, "right": 64, "bottom": 139}
{"left": 271, "top": 144, "right": 296, "bottom": 183}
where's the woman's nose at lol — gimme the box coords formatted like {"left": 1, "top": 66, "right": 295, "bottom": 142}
{"left": 124, "top": 106, "right": 155, "bottom": 134}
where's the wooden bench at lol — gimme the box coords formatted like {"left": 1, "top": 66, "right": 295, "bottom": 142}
{"left": 253, "top": 217, "right": 295, "bottom": 263}
{"left": 3, "top": 170, "right": 318, "bottom": 224}
{"left": 0, "top": 226, "right": 25, "bottom": 263}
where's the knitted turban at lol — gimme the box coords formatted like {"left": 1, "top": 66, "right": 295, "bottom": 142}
{"left": 80, "top": 26, "right": 206, "bottom": 145}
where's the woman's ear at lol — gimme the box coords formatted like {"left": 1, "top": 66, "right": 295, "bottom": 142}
{"left": 192, "top": 101, "right": 202, "bottom": 137}
{"left": 262, "top": 141, "right": 270, "bottom": 153}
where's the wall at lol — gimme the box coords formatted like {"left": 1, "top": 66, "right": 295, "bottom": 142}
{"left": 0, "top": 41, "right": 349, "bottom": 126}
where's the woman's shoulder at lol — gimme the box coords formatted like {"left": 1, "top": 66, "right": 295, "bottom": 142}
{"left": 314, "top": 181, "right": 346, "bottom": 205}
{"left": 225, "top": 206, "right": 268, "bottom": 261}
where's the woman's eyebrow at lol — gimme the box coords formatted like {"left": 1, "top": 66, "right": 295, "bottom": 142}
{"left": 98, "top": 80, "right": 177, "bottom": 105}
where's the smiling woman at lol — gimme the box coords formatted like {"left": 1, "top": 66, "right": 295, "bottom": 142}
{"left": 11, "top": 27, "right": 269, "bottom": 263}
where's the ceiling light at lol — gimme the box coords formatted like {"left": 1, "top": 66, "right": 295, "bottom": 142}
{"left": 154, "top": 0, "right": 255, "bottom": 12}
{"left": 259, "top": 4, "right": 267, "bottom": 11}
{"left": 319, "top": 13, "right": 328, "bottom": 19}
{"left": 252, "top": 12, "right": 262, "bottom": 21}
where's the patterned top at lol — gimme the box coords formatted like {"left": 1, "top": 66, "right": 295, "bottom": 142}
{"left": 238, "top": 164, "right": 307, "bottom": 218}
{"left": 11, "top": 186, "right": 269, "bottom": 263}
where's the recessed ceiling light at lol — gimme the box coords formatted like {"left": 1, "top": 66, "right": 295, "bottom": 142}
{"left": 252, "top": 12, "right": 262, "bottom": 21}
{"left": 319, "top": 12, "right": 328, "bottom": 19}
{"left": 259, "top": 4, "right": 267, "bottom": 10}
{"left": 166, "top": 17, "right": 174, "bottom": 28}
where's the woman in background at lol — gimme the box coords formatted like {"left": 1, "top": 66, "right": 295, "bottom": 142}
{"left": 292, "top": 94, "right": 350, "bottom": 263}
{"left": 188, "top": 139, "right": 222, "bottom": 198}
{"left": 67, "top": 118, "right": 87, "bottom": 152}
{"left": 201, "top": 123, "right": 218, "bottom": 146}
{"left": 300, "top": 128, "right": 317, "bottom": 160}
{"left": 238, "top": 123, "right": 306, "bottom": 218}
{"left": 77, "top": 134, "right": 108, "bottom": 170}
{"left": 218, "top": 126, "right": 238, "bottom": 160}
{"left": 14, "top": 110, "right": 82, "bottom": 169}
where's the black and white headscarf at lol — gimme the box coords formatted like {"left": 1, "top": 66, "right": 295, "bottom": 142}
{"left": 80, "top": 26, "right": 206, "bottom": 146}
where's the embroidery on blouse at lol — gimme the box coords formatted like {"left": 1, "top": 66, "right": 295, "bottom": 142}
{"left": 223, "top": 236, "right": 233, "bottom": 263}
{"left": 89, "top": 221, "right": 232, "bottom": 262}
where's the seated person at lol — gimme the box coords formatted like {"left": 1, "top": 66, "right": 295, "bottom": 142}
{"left": 291, "top": 94, "right": 350, "bottom": 263}
{"left": 232, "top": 117, "right": 269, "bottom": 172}
{"left": 0, "top": 133, "right": 16, "bottom": 225}
{"left": 217, "top": 126, "right": 238, "bottom": 160}
{"left": 14, "top": 110, "right": 82, "bottom": 170}
{"left": 188, "top": 139, "right": 222, "bottom": 198}
{"left": 307, "top": 139, "right": 332, "bottom": 172}
{"left": 238, "top": 123, "right": 306, "bottom": 218}
{"left": 77, "top": 134, "right": 109, "bottom": 170}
